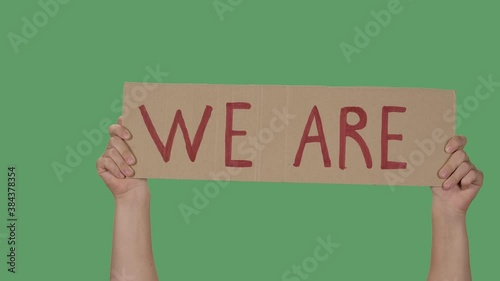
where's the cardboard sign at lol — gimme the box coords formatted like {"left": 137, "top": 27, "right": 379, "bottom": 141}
{"left": 122, "top": 83, "right": 455, "bottom": 186}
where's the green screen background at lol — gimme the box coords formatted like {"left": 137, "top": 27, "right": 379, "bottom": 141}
{"left": 1, "top": 0, "right": 498, "bottom": 280}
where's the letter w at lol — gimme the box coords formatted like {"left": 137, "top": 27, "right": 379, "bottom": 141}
{"left": 139, "top": 105, "right": 213, "bottom": 162}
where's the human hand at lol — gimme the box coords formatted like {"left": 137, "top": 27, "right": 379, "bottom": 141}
{"left": 96, "top": 116, "right": 148, "bottom": 201}
{"left": 431, "top": 136, "right": 484, "bottom": 217}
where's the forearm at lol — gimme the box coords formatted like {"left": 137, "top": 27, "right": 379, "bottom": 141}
{"left": 111, "top": 188, "right": 158, "bottom": 281}
{"left": 428, "top": 202, "right": 471, "bottom": 281}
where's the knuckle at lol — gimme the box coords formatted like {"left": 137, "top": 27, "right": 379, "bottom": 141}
{"left": 461, "top": 135, "right": 468, "bottom": 145}
{"left": 109, "top": 124, "right": 123, "bottom": 136}
{"left": 110, "top": 136, "right": 124, "bottom": 148}
{"left": 464, "top": 161, "right": 474, "bottom": 170}
{"left": 118, "top": 163, "right": 128, "bottom": 174}
{"left": 456, "top": 150, "right": 468, "bottom": 162}
{"left": 119, "top": 162, "right": 129, "bottom": 170}
{"left": 463, "top": 151, "right": 470, "bottom": 161}
{"left": 104, "top": 147, "right": 113, "bottom": 156}
{"left": 108, "top": 147, "right": 119, "bottom": 157}
{"left": 451, "top": 173, "right": 461, "bottom": 182}
{"left": 467, "top": 170, "right": 478, "bottom": 182}
{"left": 110, "top": 135, "right": 121, "bottom": 143}
{"left": 108, "top": 124, "right": 116, "bottom": 134}
{"left": 461, "top": 177, "right": 472, "bottom": 185}
{"left": 104, "top": 157, "right": 112, "bottom": 166}
{"left": 122, "top": 150, "right": 132, "bottom": 160}
{"left": 443, "top": 164, "right": 453, "bottom": 174}
{"left": 471, "top": 169, "right": 478, "bottom": 178}
{"left": 103, "top": 147, "right": 111, "bottom": 157}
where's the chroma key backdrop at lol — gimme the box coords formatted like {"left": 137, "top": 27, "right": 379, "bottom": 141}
{"left": 1, "top": 0, "right": 499, "bottom": 280}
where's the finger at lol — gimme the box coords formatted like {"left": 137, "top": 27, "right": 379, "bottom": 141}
{"left": 106, "top": 147, "right": 134, "bottom": 177}
{"left": 445, "top": 136, "right": 467, "bottom": 154}
{"left": 438, "top": 149, "right": 469, "bottom": 179}
{"left": 96, "top": 157, "right": 125, "bottom": 179}
{"left": 443, "top": 161, "right": 474, "bottom": 190}
{"left": 118, "top": 116, "right": 123, "bottom": 126}
{"left": 108, "top": 124, "right": 131, "bottom": 140}
{"left": 461, "top": 169, "right": 484, "bottom": 190}
{"left": 109, "top": 136, "right": 136, "bottom": 165}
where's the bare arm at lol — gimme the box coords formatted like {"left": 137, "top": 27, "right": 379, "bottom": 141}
{"left": 428, "top": 136, "right": 484, "bottom": 281}
{"left": 111, "top": 188, "right": 157, "bottom": 281}
{"left": 97, "top": 117, "right": 159, "bottom": 281}
{"left": 429, "top": 203, "right": 470, "bottom": 281}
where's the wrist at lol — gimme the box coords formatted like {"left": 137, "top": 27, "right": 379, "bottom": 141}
{"left": 114, "top": 185, "right": 151, "bottom": 206}
{"left": 431, "top": 199, "right": 467, "bottom": 223}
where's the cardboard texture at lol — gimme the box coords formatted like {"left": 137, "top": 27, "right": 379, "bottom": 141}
{"left": 122, "top": 83, "right": 456, "bottom": 186}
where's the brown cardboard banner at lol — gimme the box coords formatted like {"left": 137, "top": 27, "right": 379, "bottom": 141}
{"left": 122, "top": 83, "right": 456, "bottom": 186}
